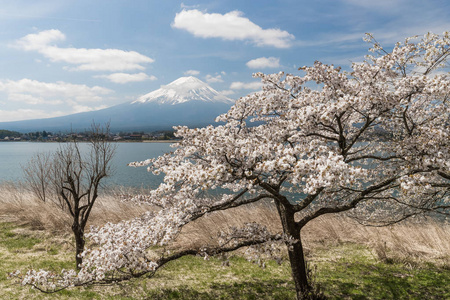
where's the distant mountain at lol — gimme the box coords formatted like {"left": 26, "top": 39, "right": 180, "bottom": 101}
{"left": 0, "top": 77, "right": 234, "bottom": 133}
{"left": 135, "top": 76, "right": 232, "bottom": 105}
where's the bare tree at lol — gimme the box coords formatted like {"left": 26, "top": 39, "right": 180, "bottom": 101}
{"left": 24, "top": 152, "right": 52, "bottom": 203}
{"left": 24, "top": 124, "right": 116, "bottom": 269}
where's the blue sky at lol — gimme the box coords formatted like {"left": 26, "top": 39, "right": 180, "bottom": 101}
{"left": 0, "top": 0, "right": 449, "bottom": 122}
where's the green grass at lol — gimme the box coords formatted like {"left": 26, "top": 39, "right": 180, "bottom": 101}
{"left": 311, "top": 243, "right": 450, "bottom": 299}
{"left": 141, "top": 256, "right": 296, "bottom": 299}
{"left": 0, "top": 222, "right": 449, "bottom": 299}
{"left": 0, "top": 223, "right": 42, "bottom": 251}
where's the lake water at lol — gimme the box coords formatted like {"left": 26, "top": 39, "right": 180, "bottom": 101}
{"left": 0, "top": 142, "right": 173, "bottom": 189}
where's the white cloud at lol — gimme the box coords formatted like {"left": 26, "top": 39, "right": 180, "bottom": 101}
{"left": 205, "top": 74, "right": 223, "bottom": 83}
{"left": 0, "top": 108, "right": 67, "bottom": 122}
{"left": 230, "top": 81, "right": 262, "bottom": 90}
{"left": 14, "top": 29, "right": 65, "bottom": 51}
{"left": 95, "top": 72, "right": 157, "bottom": 84}
{"left": 220, "top": 89, "right": 235, "bottom": 96}
{"left": 173, "top": 9, "right": 294, "bottom": 48}
{"left": 180, "top": 3, "right": 200, "bottom": 10}
{"left": 67, "top": 101, "right": 109, "bottom": 114}
{"left": 184, "top": 69, "right": 200, "bottom": 76}
{"left": 0, "top": 78, "right": 112, "bottom": 104}
{"left": 13, "top": 29, "right": 154, "bottom": 71}
{"left": 343, "top": 0, "right": 406, "bottom": 10}
{"left": 6, "top": 93, "right": 63, "bottom": 105}
{"left": 0, "top": 79, "right": 114, "bottom": 121}
{"left": 246, "top": 57, "right": 280, "bottom": 69}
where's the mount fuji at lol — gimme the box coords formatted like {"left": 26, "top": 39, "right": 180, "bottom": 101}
{"left": 0, "top": 77, "right": 235, "bottom": 132}
{"left": 134, "top": 76, "right": 232, "bottom": 105}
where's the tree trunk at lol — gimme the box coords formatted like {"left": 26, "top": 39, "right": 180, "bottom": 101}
{"left": 275, "top": 201, "right": 310, "bottom": 299}
{"left": 72, "top": 223, "right": 85, "bottom": 270}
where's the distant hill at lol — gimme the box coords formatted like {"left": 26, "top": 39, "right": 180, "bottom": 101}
{"left": 0, "top": 130, "right": 21, "bottom": 139}
{"left": 0, "top": 77, "right": 235, "bottom": 133}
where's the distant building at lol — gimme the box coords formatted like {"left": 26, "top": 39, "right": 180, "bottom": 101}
{"left": 129, "top": 134, "right": 142, "bottom": 140}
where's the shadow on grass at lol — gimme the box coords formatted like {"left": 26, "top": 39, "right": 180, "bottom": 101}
{"left": 321, "top": 261, "right": 450, "bottom": 300}
{"left": 143, "top": 279, "right": 296, "bottom": 300}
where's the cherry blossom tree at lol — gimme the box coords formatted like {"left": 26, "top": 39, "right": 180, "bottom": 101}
{"left": 12, "top": 33, "right": 449, "bottom": 299}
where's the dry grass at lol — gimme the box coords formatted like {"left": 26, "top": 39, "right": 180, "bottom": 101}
{"left": 175, "top": 200, "right": 282, "bottom": 248}
{"left": 301, "top": 215, "right": 450, "bottom": 268}
{"left": 176, "top": 201, "right": 450, "bottom": 268}
{"left": 0, "top": 182, "right": 150, "bottom": 232}
{"left": 1, "top": 182, "right": 449, "bottom": 268}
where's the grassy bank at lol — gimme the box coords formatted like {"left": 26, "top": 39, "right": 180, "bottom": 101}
{"left": 0, "top": 183, "right": 449, "bottom": 299}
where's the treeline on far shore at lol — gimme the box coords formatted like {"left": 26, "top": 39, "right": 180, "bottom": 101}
{"left": 0, "top": 129, "right": 177, "bottom": 142}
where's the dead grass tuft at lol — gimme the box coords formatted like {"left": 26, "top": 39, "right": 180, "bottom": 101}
{"left": 175, "top": 200, "right": 282, "bottom": 249}
{"left": 0, "top": 182, "right": 151, "bottom": 233}
{"left": 176, "top": 201, "right": 449, "bottom": 268}
{"left": 301, "top": 215, "right": 450, "bottom": 268}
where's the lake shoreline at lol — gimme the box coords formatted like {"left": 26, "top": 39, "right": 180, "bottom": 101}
{"left": 0, "top": 139, "right": 179, "bottom": 143}
{"left": 0, "top": 142, "right": 171, "bottom": 188}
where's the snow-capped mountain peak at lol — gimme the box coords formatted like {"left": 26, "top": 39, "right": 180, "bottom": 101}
{"left": 0, "top": 76, "right": 235, "bottom": 132}
{"left": 133, "top": 76, "right": 233, "bottom": 105}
